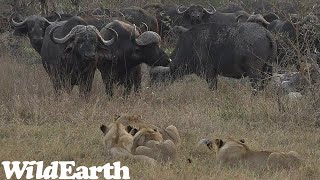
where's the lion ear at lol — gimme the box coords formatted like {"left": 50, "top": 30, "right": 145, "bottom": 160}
{"left": 215, "top": 139, "right": 224, "bottom": 148}
{"left": 239, "top": 139, "right": 245, "bottom": 143}
{"left": 100, "top": 124, "right": 108, "bottom": 135}
{"left": 129, "top": 114, "right": 142, "bottom": 121}
{"left": 113, "top": 114, "right": 121, "bottom": 121}
{"left": 126, "top": 125, "right": 133, "bottom": 133}
{"left": 130, "top": 128, "right": 138, "bottom": 136}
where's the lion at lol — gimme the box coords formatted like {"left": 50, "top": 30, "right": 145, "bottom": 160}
{"left": 100, "top": 122, "right": 134, "bottom": 158}
{"left": 135, "top": 140, "right": 177, "bottom": 163}
{"left": 99, "top": 122, "right": 158, "bottom": 165}
{"left": 160, "top": 125, "right": 181, "bottom": 146}
{"left": 131, "top": 128, "right": 177, "bottom": 163}
{"left": 114, "top": 114, "right": 181, "bottom": 145}
{"left": 131, "top": 127, "right": 164, "bottom": 153}
{"left": 199, "top": 138, "right": 302, "bottom": 170}
{"left": 104, "top": 114, "right": 180, "bottom": 164}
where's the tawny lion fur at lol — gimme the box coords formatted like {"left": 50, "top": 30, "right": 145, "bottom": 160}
{"left": 135, "top": 140, "right": 177, "bottom": 163}
{"left": 199, "top": 138, "right": 302, "bottom": 170}
{"left": 114, "top": 114, "right": 181, "bottom": 145}
{"left": 131, "top": 128, "right": 177, "bottom": 163}
{"left": 100, "top": 122, "right": 157, "bottom": 164}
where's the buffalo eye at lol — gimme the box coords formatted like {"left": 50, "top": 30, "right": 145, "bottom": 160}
{"left": 135, "top": 46, "right": 143, "bottom": 52}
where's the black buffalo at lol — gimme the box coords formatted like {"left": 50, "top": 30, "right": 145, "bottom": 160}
{"left": 217, "top": 2, "right": 244, "bottom": 13}
{"left": 176, "top": 4, "right": 247, "bottom": 28}
{"left": 11, "top": 12, "right": 61, "bottom": 54}
{"left": 120, "top": 6, "right": 159, "bottom": 33}
{"left": 268, "top": 20, "right": 296, "bottom": 40}
{"left": 41, "top": 16, "right": 117, "bottom": 96}
{"left": 98, "top": 20, "right": 171, "bottom": 96}
{"left": 143, "top": 3, "right": 181, "bottom": 38}
{"left": 176, "top": 4, "right": 215, "bottom": 26}
{"left": 170, "top": 22, "right": 277, "bottom": 90}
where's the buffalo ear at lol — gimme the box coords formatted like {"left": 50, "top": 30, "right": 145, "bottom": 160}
{"left": 100, "top": 124, "right": 108, "bottom": 135}
{"left": 214, "top": 139, "right": 224, "bottom": 148}
{"left": 13, "top": 27, "right": 28, "bottom": 36}
{"left": 64, "top": 43, "right": 74, "bottom": 53}
{"left": 236, "top": 14, "right": 248, "bottom": 23}
{"left": 44, "top": 21, "right": 51, "bottom": 28}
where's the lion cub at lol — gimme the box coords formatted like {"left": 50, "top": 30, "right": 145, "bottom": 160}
{"left": 199, "top": 138, "right": 302, "bottom": 170}
{"left": 100, "top": 122, "right": 157, "bottom": 164}
{"left": 115, "top": 114, "right": 181, "bottom": 145}
{"left": 100, "top": 122, "right": 133, "bottom": 158}
{"left": 132, "top": 128, "right": 177, "bottom": 163}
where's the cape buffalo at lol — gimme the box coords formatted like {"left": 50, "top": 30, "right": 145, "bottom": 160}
{"left": 176, "top": 4, "right": 215, "bottom": 26}
{"left": 170, "top": 22, "right": 276, "bottom": 90}
{"left": 176, "top": 4, "right": 246, "bottom": 28}
{"left": 120, "top": 6, "right": 159, "bottom": 33}
{"left": 41, "top": 16, "right": 117, "bottom": 96}
{"left": 10, "top": 12, "right": 61, "bottom": 54}
{"left": 98, "top": 20, "right": 170, "bottom": 96}
{"left": 143, "top": 3, "right": 181, "bottom": 38}
{"left": 217, "top": 2, "right": 244, "bottom": 13}
{"left": 268, "top": 20, "right": 296, "bottom": 40}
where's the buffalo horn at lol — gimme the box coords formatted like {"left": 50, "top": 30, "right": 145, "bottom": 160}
{"left": 176, "top": 5, "right": 190, "bottom": 14}
{"left": 204, "top": 4, "right": 216, "bottom": 14}
{"left": 10, "top": 12, "right": 28, "bottom": 27}
{"left": 135, "top": 31, "right": 161, "bottom": 46}
{"left": 50, "top": 25, "right": 86, "bottom": 44}
{"left": 91, "top": 26, "right": 118, "bottom": 46}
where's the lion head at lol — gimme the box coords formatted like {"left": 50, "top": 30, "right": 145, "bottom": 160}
{"left": 198, "top": 137, "right": 302, "bottom": 170}
{"left": 100, "top": 122, "right": 133, "bottom": 158}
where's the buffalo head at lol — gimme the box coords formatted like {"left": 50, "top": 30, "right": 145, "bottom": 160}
{"left": 11, "top": 12, "right": 61, "bottom": 53}
{"left": 131, "top": 26, "right": 171, "bottom": 66}
{"left": 176, "top": 4, "right": 215, "bottom": 25}
{"left": 50, "top": 25, "right": 118, "bottom": 62}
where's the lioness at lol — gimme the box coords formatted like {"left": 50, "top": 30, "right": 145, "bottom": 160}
{"left": 131, "top": 127, "right": 163, "bottom": 153}
{"left": 199, "top": 138, "right": 302, "bottom": 170}
{"left": 100, "top": 122, "right": 133, "bottom": 157}
{"left": 135, "top": 140, "right": 177, "bottom": 163}
{"left": 114, "top": 114, "right": 181, "bottom": 145}
{"left": 132, "top": 128, "right": 177, "bottom": 163}
{"left": 100, "top": 122, "right": 157, "bottom": 165}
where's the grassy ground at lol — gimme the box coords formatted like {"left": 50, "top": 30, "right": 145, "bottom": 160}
{"left": 0, "top": 40, "right": 320, "bottom": 179}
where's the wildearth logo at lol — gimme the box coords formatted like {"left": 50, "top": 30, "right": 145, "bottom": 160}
{"left": 1, "top": 161, "right": 130, "bottom": 179}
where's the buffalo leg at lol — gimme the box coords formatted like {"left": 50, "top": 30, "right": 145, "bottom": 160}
{"left": 103, "top": 76, "right": 114, "bottom": 97}
{"left": 50, "top": 75, "right": 63, "bottom": 96}
{"left": 205, "top": 69, "right": 218, "bottom": 90}
{"left": 131, "top": 65, "right": 142, "bottom": 93}
{"left": 206, "top": 77, "right": 218, "bottom": 90}
{"left": 249, "top": 64, "right": 272, "bottom": 91}
{"left": 123, "top": 75, "right": 133, "bottom": 96}
{"left": 98, "top": 65, "right": 114, "bottom": 97}
{"left": 79, "top": 72, "right": 94, "bottom": 97}
{"left": 248, "top": 71, "right": 265, "bottom": 91}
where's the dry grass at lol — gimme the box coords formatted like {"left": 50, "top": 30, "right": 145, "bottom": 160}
{"left": 0, "top": 39, "right": 320, "bottom": 179}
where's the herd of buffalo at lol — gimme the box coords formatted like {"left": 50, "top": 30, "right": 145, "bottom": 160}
{"left": 6, "top": 1, "right": 320, "bottom": 96}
